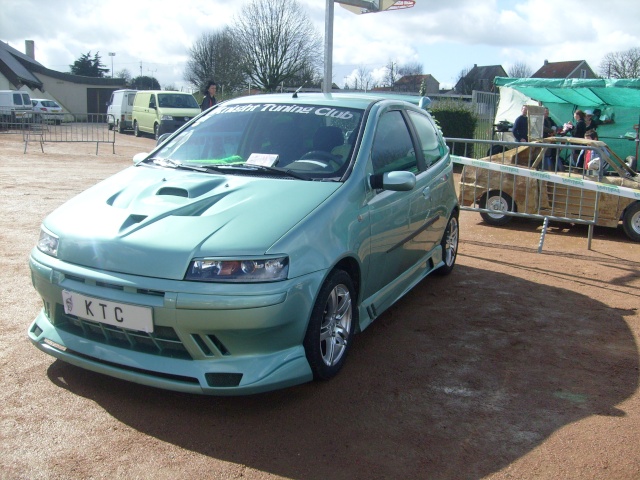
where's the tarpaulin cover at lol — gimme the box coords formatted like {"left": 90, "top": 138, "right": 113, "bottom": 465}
{"left": 494, "top": 77, "right": 640, "bottom": 160}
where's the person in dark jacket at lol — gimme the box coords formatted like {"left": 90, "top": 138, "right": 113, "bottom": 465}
{"left": 512, "top": 105, "right": 528, "bottom": 142}
{"left": 572, "top": 109, "right": 587, "bottom": 139}
{"left": 200, "top": 81, "right": 217, "bottom": 111}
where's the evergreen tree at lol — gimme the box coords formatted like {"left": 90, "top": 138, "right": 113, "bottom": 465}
{"left": 70, "top": 52, "right": 109, "bottom": 77}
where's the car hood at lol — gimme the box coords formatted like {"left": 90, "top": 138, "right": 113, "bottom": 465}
{"left": 44, "top": 166, "right": 341, "bottom": 279}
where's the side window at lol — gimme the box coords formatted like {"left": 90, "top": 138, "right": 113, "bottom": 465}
{"left": 407, "top": 111, "right": 445, "bottom": 169}
{"left": 371, "top": 110, "right": 417, "bottom": 175}
{"left": 149, "top": 95, "right": 156, "bottom": 108}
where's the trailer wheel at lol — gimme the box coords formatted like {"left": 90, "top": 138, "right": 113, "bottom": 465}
{"left": 480, "top": 191, "right": 516, "bottom": 226}
{"left": 622, "top": 202, "right": 640, "bottom": 242}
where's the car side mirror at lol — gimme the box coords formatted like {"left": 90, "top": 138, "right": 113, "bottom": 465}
{"left": 369, "top": 171, "right": 417, "bottom": 191}
{"left": 132, "top": 152, "right": 148, "bottom": 164}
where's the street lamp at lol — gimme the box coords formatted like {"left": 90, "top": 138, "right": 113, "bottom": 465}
{"left": 108, "top": 52, "right": 116, "bottom": 78}
{"left": 323, "top": 1, "right": 415, "bottom": 93}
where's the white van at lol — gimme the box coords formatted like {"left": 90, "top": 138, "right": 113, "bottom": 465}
{"left": 132, "top": 90, "right": 200, "bottom": 139}
{"left": 0, "top": 90, "right": 33, "bottom": 124}
{"left": 106, "top": 89, "right": 137, "bottom": 133}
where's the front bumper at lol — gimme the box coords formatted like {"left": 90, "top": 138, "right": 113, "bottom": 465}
{"left": 28, "top": 250, "right": 324, "bottom": 395}
{"left": 158, "top": 118, "right": 194, "bottom": 136}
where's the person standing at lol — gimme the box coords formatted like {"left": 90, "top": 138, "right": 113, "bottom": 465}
{"left": 200, "top": 81, "right": 217, "bottom": 111}
{"left": 512, "top": 105, "right": 528, "bottom": 142}
{"left": 543, "top": 107, "right": 558, "bottom": 137}
{"left": 571, "top": 110, "right": 587, "bottom": 139}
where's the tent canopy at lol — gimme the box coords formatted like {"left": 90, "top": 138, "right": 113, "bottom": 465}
{"left": 494, "top": 77, "right": 640, "bottom": 160}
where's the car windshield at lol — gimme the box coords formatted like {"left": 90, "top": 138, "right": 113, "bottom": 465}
{"left": 150, "top": 101, "right": 363, "bottom": 180}
{"left": 41, "top": 101, "right": 59, "bottom": 108}
{"left": 157, "top": 93, "right": 199, "bottom": 109}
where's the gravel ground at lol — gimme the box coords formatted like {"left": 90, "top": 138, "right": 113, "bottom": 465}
{"left": 1, "top": 130, "right": 639, "bottom": 479}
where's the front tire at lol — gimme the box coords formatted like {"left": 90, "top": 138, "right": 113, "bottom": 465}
{"left": 303, "top": 270, "right": 357, "bottom": 381}
{"left": 133, "top": 121, "right": 140, "bottom": 137}
{"left": 435, "top": 213, "right": 459, "bottom": 276}
{"left": 154, "top": 123, "right": 159, "bottom": 141}
{"left": 480, "top": 191, "right": 516, "bottom": 226}
{"left": 622, "top": 202, "right": 640, "bottom": 242}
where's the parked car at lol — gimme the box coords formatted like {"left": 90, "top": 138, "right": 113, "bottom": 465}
{"left": 0, "top": 90, "right": 32, "bottom": 124}
{"left": 106, "top": 89, "right": 136, "bottom": 133}
{"left": 132, "top": 90, "right": 200, "bottom": 140}
{"left": 458, "top": 136, "right": 640, "bottom": 241}
{"left": 28, "top": 93, "right": 459, "bottom": 395}
{"left": 31, "top": 98, "right": 64, "bottom": 124}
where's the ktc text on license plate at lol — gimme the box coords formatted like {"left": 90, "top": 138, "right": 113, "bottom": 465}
{"left": 61, "top": 290, "right": 153, "bottom": 332}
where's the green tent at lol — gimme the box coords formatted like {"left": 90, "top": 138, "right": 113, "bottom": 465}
{"left": 494, "top": 77, "right": 640, "bottom": 161}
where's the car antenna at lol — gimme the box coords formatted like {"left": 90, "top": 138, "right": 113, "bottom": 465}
{"left": 292, "top": 82, "right": 306, "bottom": 99}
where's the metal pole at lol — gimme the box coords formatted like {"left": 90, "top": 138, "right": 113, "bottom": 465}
{"left": 323, "top": 0, "right": 334, "bottom": 94}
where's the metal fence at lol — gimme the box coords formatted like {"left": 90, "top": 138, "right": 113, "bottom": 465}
{"left": 447, "top": 137, "right": 612, "bottom": 250}
{"left": 15, "top": 113, "right": 116, "bottom": 154}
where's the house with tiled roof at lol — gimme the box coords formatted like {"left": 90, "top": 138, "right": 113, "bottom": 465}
{"left": 0, "top": 40, "right": 125, "bottom": 114}
{"left": 455, "top": 64, "right": 507, "bottom": 94}
{"left": 531, "top": 60, "right": 597, "bottom": 79}
{"left": 393, "top": 74, "right": 439, "bottom": 95}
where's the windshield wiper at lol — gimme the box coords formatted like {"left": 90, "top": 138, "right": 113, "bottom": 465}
{"left": 149, "top": 158, "right": 227, "bottom": 174}
{"left": 241, "top": 164, "right": 310, "bottom": 180}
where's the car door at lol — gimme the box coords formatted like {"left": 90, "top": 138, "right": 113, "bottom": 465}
{"left": 365, "top": 108, "right": 440, "bottom": 302}
{"left": 405, "top": 110, "right": 451, "bottom": 249}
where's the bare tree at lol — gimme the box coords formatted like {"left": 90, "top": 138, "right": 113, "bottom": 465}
{"left": 398, "top": 62, "right": 423, "bottom": 77}
{"left": 384, "top": 59, "right": 400, "bottom": 87}
{"left": 354, "top": 65, "right": 372, "bottom": 91}
{"left": 232, "top": 0, "right": 322, "bottom": 92}
{"left": 285, "top": 58, "right": 323, "bottom": 90}
{"left": 508, "top": 61, "right": 532, "bottom": 78}
{"left": 599, "top": 47, "right": 640, "bottom": 78}
{"left": 116, "top": 69, "right": 132, "bottom": 86}
{"left": 184, "top": 27, "right": 246, "bottom": 96}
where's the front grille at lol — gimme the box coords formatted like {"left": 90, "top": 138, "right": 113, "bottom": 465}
{"left": 55, "top": 304, "right": 191, "bottom": 360}
{"left": 64, "top": 275, "right": 165, "bottom": 297}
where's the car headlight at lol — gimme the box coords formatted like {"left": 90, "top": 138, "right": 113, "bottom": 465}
{"left": 38, "top": 227, "right": 59, "bottom": 257}
{"left": 161, "top": 115, "right": 174, "bottom": 121}
{"left": 185, "top": 257, "right": 289, "bottom": 282}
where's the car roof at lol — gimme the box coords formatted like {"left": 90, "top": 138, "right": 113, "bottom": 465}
{"left": 224, "top": 92, "right": 427, "bottom": 110}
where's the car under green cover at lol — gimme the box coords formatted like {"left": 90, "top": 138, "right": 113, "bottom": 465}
{"left": 28, "top": 92, "right": 459, "bottom": 395}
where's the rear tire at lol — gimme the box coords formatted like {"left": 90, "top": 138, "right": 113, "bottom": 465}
{"left": 117, "top": 120, "right": 124, "bottom": 134}
{"left": 480, "top": 191, "right": 515, "bottom": 226}
{"left": 435, "top": 213, "right": 459, "bottom": 276}
{"left": 134, "top": 121, "right": 140, "bottom": 137}
{"left": 154, "top": 123, "right": 159, "bottom": 141}
{"left": 622, "top": 202, "right": 640, "bottom": 242}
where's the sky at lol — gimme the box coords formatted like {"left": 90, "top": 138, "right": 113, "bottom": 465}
{"left": 1, "top": 0, "right": 639, "bottom": 92}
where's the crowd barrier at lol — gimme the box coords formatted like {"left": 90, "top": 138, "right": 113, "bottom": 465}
{"left": 4, "top": 113, "right": 117, "bottom": 154}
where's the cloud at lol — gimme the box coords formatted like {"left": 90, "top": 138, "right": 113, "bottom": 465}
{"left": 1, "top": 0, "right": 639, "bottom": 92}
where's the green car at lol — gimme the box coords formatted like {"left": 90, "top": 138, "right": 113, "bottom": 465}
{"left": 28, "top": 93, "right": 459, "bottom": 395}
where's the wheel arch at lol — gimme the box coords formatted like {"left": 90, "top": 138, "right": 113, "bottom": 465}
{"left": 620, "top": 199, "right": 640, "bottom": 220}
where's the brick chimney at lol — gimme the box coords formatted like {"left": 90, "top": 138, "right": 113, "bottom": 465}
{"left": 25, "top": 40, "right": 35, "bottom": 60}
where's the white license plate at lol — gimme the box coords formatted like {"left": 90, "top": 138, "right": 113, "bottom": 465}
{"left": 62, "top": 290, "right": 153, "bottom": 333}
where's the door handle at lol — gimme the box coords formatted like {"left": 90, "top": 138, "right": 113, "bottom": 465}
{"left": 422, "top": 187, "right": 431, "bottom": 199}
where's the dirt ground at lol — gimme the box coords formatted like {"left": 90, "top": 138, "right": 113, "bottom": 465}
{"left": 1, "top": 131, "right": 639, "bottom": 480}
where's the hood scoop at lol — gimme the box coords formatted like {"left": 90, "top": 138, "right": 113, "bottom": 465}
{"left": 157, "top": 186, "right": 189, "bottom": 198}
{"left": 119, "top": 214, "right": 148, "bottom": 233}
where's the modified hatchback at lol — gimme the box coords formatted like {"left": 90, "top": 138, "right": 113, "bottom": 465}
{"left": 28, "top": 93, "right": 459, "bottom": 395}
